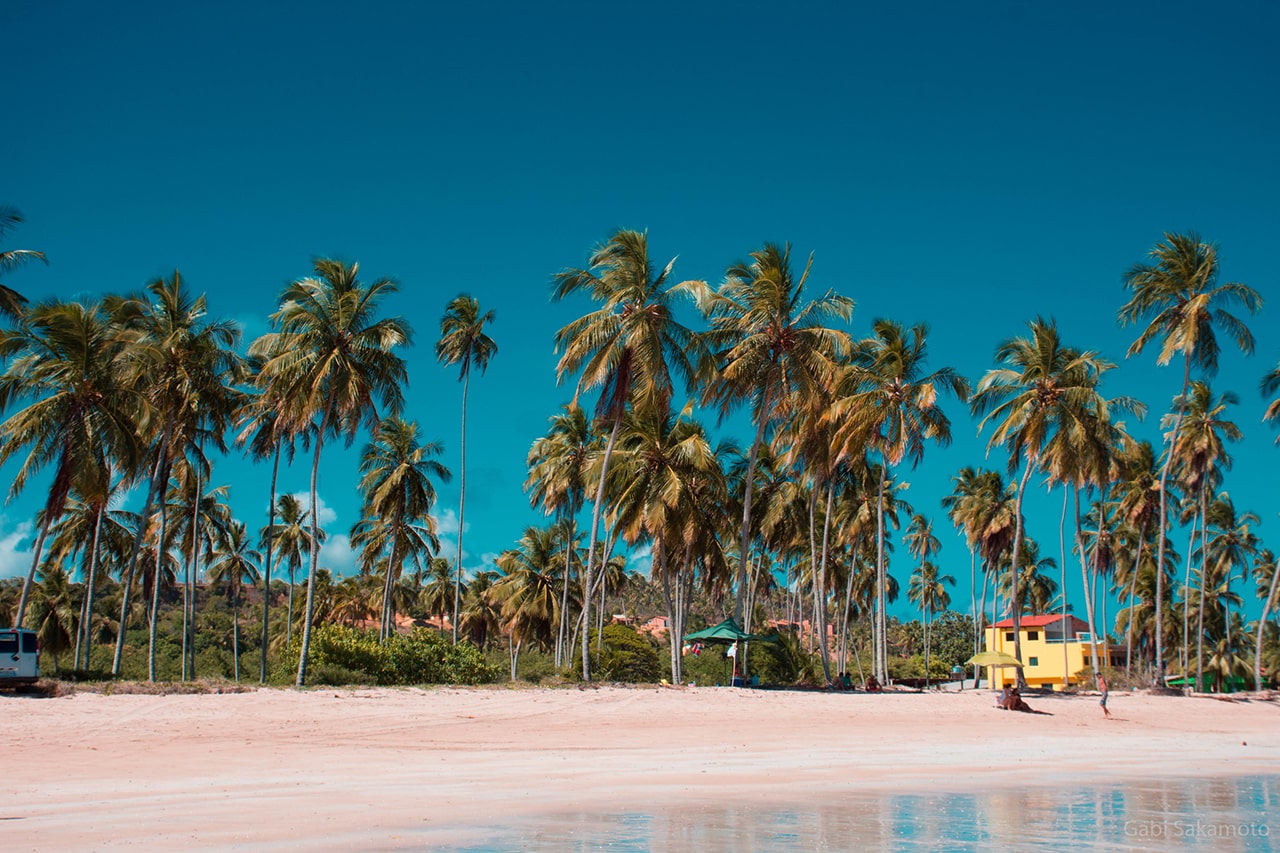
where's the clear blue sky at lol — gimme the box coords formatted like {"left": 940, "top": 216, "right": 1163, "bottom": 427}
{"left": 5, "top": 1, "right": 1278, "bottom": 624}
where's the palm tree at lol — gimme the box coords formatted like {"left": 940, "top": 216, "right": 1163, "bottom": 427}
{"left": 689, "top": 243, "right": 854, "bottom": 627}
{"left": 1251, "top": 548, "right": 1279, "bottom": 691}
{"left": 435, "top": 294, "right": 496, "bottom": 643}
{"left": 907, "top": 557, "right": 953, "bottom": 687}
{"left": 252, "top": 258, "right": 410, "bottom": 686}
{"left": 459, "top": 569, "right": 503, "bottom": 649}
{"left": 831, "top": 320, "right": 968, "bottom": 682}
{"left": 971, "top": 318, "right": 1138, "bottom": 682}
{"left": 551, "top": 230, "right": 705, "bottom": 681}
{"left": 261, "top": 494, "right": 325, "bottom": 646}
{"left": 235, "top": 349, "right": 301, "bottom": 682}
{"left": 1168, "top": 381, "right": 1240, "bottom": 678}
{"left": 525, "top": 403, "right": 593, "bottom": 666}
{"left": 419, "top": 556, "right": 456, "bottom": 629}
{"left": 1118, "top": 232, "right": 1261, "bottom": 678}
{"left": 1263, "top": 360, "right": 1280, "bottom": 440}
{"left": 28, "top": 564, "right": 78, "bottom": 672}
{"left": 0, "top": 205, "right": 46, "bottom": 320}
{"left": 494, "top": 525, "right": 564, "bottom": 680}
{"left": 1196, "top": 494, "right": 1258, "bottom": 689}
{"left": 0, "top": 300, "right": 143, "bottom": 628}
{"left": 350, "top": 416, "right": 450, "bottom": 640}
{"left": 206, "top": 521, "right": 261, "bottom": 682}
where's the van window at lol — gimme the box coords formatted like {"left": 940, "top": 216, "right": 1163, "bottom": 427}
{"left": 21, "top": 633, "right": 37, "bottom": 654}
{"left": 0, "top": 635, "right": 16, "bottom": 654}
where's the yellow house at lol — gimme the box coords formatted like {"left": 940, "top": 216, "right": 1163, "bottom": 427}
{"left": 983, "top": 614, "right": 1119, "bottom": 690}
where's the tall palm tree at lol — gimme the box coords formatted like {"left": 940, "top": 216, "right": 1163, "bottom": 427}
{"left": 1118, "top": 232, "right": 1261, "bottom": 678}
{"left": 832, "top": 320, "right": 968, "bottom": 682}
{"left": 350, "top": 416, "right": 449, "bottom": 640}
{"left": 435, "top": 294, "right": 496, "bottom": 643}
{"left": 206, "top": 521, "right": 261, "bottom": 682}
{"left": 494, "top": 525, "right": 564, "bottom": 680}
{"left": 907, "top": 557, "right": 953, "bottom": 687}
{"left": 28, "top": 564, "right": 77, "bottom": 672}
{"left": 1196, "top": 494, "right": 1258, "bottom": 689}
{"left": 252, "top": 258, "right": 410, "bottom": 686}
{"left": 551, "top": 230, "right": 705, "bottom": 681}
{"left": 0, "top": 300, "right": 143, "bottom": 628}
{"left": 1168, "top": 381, "right": 1240, "bottom": 678}
{"left": 261, "top": 493, "right": 325, "bottom": 646}
{"left": 0, "top": 205, "right": 46, "bottom": 320}
{"left": 1251, "top": 548, "right": 1279, "bottom": 691}
{"left": 235, "top": 350, "right": 301, "bottom": 682}
{"left": 971, "top": 318, "right": 1139, "bottom": 681}
{"left": 689, "top": 243, "right": 854, "bottom": 627}
{"left": 525, "top": 403, "right": 593, "bottom": 666}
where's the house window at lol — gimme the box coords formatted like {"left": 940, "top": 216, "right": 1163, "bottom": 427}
{"left": 1029, "top": 657, "right": 1039, "bottom": 666}
{"left": 1004, "top": 632, "right": 1015, "bottom": 642}
{"left": 1028, "top": 631, "right": 1039, "bottom": 641}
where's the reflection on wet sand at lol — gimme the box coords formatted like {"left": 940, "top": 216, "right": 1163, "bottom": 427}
{"left": 428, "top": 776, "right": 1277, "bottom": 852}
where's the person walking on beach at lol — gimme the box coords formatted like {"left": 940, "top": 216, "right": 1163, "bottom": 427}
{"left": 1097, "top": 674, "right": 1112, "bottom": 718}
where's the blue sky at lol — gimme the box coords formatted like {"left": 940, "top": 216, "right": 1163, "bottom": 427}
{"left": 5, "top": 1, "right": 1278, "bottom": 623}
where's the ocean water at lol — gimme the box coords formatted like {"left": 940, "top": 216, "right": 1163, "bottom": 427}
{"left": 417, "top": 775, "right": 1278, "bottom": 852}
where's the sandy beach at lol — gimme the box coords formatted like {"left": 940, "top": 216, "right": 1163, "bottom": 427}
{"left": 2, "top": 685, "right": 1277, "bottom": 850}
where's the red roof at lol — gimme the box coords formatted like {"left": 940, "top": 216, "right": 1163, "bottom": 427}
{"left": 992, "top": 614, "right": 1088, "bottom": 630}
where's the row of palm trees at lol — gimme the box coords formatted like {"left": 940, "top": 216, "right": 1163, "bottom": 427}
{"left": 3, "top": 209, "right": 1279, "bottom": 689}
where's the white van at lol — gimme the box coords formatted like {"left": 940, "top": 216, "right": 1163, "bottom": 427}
{"left": 0, "top": 628, "right": 40, "bottom": 685}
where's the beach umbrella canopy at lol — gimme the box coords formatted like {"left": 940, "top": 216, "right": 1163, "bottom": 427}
{"left": 965, "top": 651, "right": 1024, "bottom": 668}
{"left": 684, "top": 619, "right": 777, "bottom": 644}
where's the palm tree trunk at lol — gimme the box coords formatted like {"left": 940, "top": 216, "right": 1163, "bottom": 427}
{"left": 14, "top": 516, "right": 53, "bottom": 629}
{"left": 183, "top": 461, "right": 202, "bottom": 682}
{"left": 1075, "top": 487, "right": 1100, "bottom": 679}
{"left": 1255, "top": 555, "right": 1280, "bottom": 691}
{"left": 296, "top": 415, "right": 328, "bottom": 687}
{"left": 260, "top": 445, "right": 280, "bottom": 684}
{"left": 924, "top": 602, "right": 931, "bottom": 688}
{"left": 148, "top": 479, "right": 171, "bottom": 683}
{"left": 452, "top": 369, "right": 470, "bottom": 644}
{"left": 1059, "top": 487, "right": 1069, "bottom": 690}
{"left": 1154, "top": 354, "right": 1193, "bottom": 683}
{"left": 1124, "top": 522, "right": 1147, "bottom": 677}
{"left": 113, "top": 437, "right": 169, "bottom": 677}
{"left": 232, "top": 582, "right": 240, "bottom": 682}
{"left": 580, "top": 415, "right": 621, "bottom": 682}
{"left": 875, "top": 465, "right": 892, "bottom": 683}
{"left": 814, "top": 481, "right": 836, "bottom": 685}
{"left": 1180, "top": 508, "right": 1198, "bottom": 675}
{"left": 735, "top": 394, "right": 772, "bottom": 625}
{"left": 380, "top": 532, "right": 401, "bottom": 642}
{"left": 1010, "top": 457, "right": 1037, "bottom": 689}
{"left": 555, "top": 515, "right": 574, "bottom": 668}
{"left": 1196, "top": 488, "right": 1209, "bottom": 691}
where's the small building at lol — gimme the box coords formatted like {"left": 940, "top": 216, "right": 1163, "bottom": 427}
{"left": 983, "top": 614, "right": 1120, "bottom": 690}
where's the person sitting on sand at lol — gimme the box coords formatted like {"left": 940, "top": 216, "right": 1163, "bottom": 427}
{"left": 841, "top": 672, "right": 854, "bottom": 691}
{"left": 865, "top": 674, "right": 882, "bottom": 693}
{"left": 995, "top": 686, "right": 1009, "bottom": 709}
{"left": 1002, "top": 686, "right": 1035, "bottom": 713}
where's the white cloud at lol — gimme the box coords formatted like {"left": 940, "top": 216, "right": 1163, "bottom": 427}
{"left": 290, "top": 492, "right": 338, "bottom": 526}
{"left": 626, "top": 543, "right": 653, "bottom": 576}
{"left": 434, "top": 508, "right": 468, "bottom": 537}
{"left": 0, "top": 518, "right": 34, "bottom": 580}
{"left": 320, "top": 533, "right": 358, "bottom": 578}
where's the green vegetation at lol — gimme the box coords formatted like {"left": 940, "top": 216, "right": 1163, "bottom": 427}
{"left": 2, "top": 219, "right": 1279, "bottom": 693}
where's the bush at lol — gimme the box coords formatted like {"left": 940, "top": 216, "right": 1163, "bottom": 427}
{"left": 576, "top": 625, "right": 662, "bottom": 683}
{"left": 273, "top": 626, "right": 501, "bottom": 686}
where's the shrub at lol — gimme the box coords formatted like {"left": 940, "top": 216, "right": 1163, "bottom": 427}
{"left": 273, "top": 626, "right": 501, "bottom": 686}
{"left": 576, "top": 624, "right": 662, "bottom": 683}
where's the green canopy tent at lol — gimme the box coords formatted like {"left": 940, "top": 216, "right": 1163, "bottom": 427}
{"left": 683, "top": 619, "right": 779, "bottom": 686}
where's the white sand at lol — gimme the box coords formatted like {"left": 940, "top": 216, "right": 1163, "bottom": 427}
{"left": 2, "top": 685, "right": 1276, "bottom": 850}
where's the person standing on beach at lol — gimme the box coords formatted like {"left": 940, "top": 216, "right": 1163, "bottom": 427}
{"left": 1097, "top": 674, "right": 1112, "bottom": 718}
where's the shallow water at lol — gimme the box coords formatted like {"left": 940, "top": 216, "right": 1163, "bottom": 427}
{"left": 416, "top": 775, "right": 1278, "bottom": 852}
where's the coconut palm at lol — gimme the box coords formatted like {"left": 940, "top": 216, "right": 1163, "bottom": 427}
{"left": 435, "top": 294, "right": 497, "bottom": 643}
{"left": 525, "top": 403, "right": 593, "bottom": 666}
{"left": 1263, "top": 360, "right": 1280, "bottom": 440}
{"left": 971, "top": 318, "right": 1138, "bottom": 683}
{"left": 551, "top": 230, "right": 705, "bottom": 680}
{"left": 1195, "top": 494, "right": 1258, "bottom": 688}
{"left": 494, "top": 525, "right": 564, "bottom": 680}
{"left": 1118, "top": 232, "right": 1261, "bottom": 677}
{"left": 261, "top": 493, "right": 325, "bottom": 646}
{"left": 688, "top": 243, "right": 853, "bottom": 627}
{"left": 831, "top": 320, "right": 968, "bottom": 682}
{"left": 1251, "top": 549, "right": 1279, "bottom": 691}
{"left": 1167, "top": 381, "right": 1240, "bottom": 678}
{"left": 0, "top": 205, "right": 46, "bottom": 320}
{"left": 252, "top": 258, "right": 410, "bottom": 685}
{"left": 351, "top": 416, "right": 450, "bottom": 640}
{"left": 28, "top": 564, "right": 78, "bottom": 672}
{"left": 206, "top": 521, "right": 261, "bottom": 681}
{"left": 459, "top": 569, "right": 503, "bottom": 650}
{"left": 235, "top": 349, "right": 302, "bottom": 682}
{"left": 907, "top": 557, "right": 953, "bottom": 686}
{"left": 1112, "top": 441, "right": 1161, "bottom": 673}
{"left": 419, "top": 556, "right": 456, "bottom": 629}
{"left": 0, "top": 299, "right": 144, "bottom": 629}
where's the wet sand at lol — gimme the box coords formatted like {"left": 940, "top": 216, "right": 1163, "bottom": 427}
{"left": 2, "top": 685, "right": 1276, "bottom": 850}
